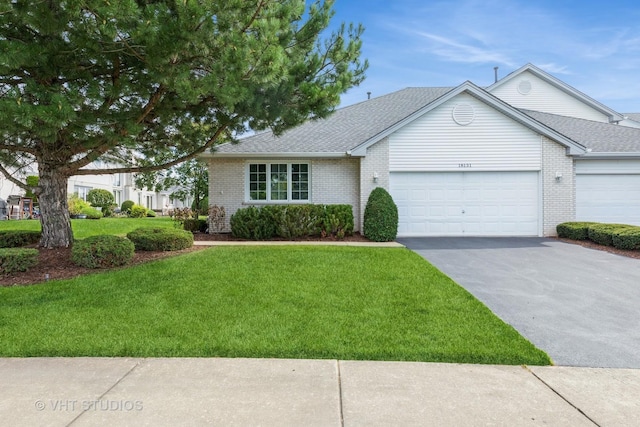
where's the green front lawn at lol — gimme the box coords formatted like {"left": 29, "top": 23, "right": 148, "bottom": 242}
{"left": 0, "top": 246, "right": 551, "bottom": 365}
{"left": 0, "top": 216, "right": 175, "bottom": 239}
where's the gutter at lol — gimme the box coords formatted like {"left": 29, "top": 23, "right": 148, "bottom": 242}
{"left": 578, "top": 152, "right": 640, "bottom": 160}
{"left": 198, "top": 151, "right": 354, "bottom": 159}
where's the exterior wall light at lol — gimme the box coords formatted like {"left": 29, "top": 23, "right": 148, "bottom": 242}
{"left": 373, "top": 172, "right": 379, "bottom": 183}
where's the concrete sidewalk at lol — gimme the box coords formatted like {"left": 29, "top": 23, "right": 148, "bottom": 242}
{"left": 1, "top": 358, "right": 639, "bottom": 426}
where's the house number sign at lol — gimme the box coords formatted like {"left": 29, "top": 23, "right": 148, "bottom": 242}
{"left": 458, "top": 163, "right": 472, "bottom": 168}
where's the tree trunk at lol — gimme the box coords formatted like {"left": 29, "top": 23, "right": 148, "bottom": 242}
{"left": 38, "top": 164, "right": 73, "bottom": 249}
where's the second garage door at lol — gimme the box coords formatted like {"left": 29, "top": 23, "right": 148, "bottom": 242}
{"left": 390, "top": 171, "right": 539, "bottom": 236}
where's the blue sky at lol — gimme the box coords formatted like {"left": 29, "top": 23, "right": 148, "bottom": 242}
{"left": 329, "top": 0, "right": 640, "bottom": 113}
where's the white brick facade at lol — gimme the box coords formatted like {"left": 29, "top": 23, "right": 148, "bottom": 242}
{"left": 541, "top": 136, "right": 575, "bottom": 236}
{"left": 359, "top": 137, "right": 390, "bottom": 230}
{"left": 207, "top": 157, "right": 361, "bottom": 232}
{"left": 208, "top": 158, "right": 245, "bottom": 232}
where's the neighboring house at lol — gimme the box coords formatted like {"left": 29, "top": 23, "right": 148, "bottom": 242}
{"left": 200, "top": 63, "right": 639, "bottom": 236}
{"left": 1, "top": 161, "right": 188, "bottom": 212}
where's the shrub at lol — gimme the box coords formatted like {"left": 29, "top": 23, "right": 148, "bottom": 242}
{"left": 0, "top": 248, "right": 39, "bottom": 274}
{"left": 146, "top": 209, "right": 156, "bottom": 217}
{"left": 208, "top": 205, "right": 226, "bottom": 234}
{"left": 274, "top": 204, "right": 324, "bottom": 239}
{"left": 588, "top": 223, "right": 633, "bottom": 246}
{"left": 612, "top": 227, "right": 640, "bottom": 250}
{"left": 121, "top": 200, "right": 135, "bottom": 214}
{"left": 80, "top": 206, "right": 103, "bottom": 219}
{"left": 230, "top": 206, "right": 276, "bottom": 240}
{"left": 0, "top": 230, "right": 41, "bottom": 248}
{"left": 556, "top": 222, "right": 599, "bottom": 240}
{"left": 129, "top": 204, "right": 148, "bottom": 218}
{"left": 71, "top": 235, "right": 135, "bottom": 269}
{"left": 363, "top": 187, "right": 398, "bottom": 242}
{"left": 86, "top": 189, "right": 115, "bottom": 216}
{"left": 68, "top": 194, "right": 92, "bottom": 216}
{"left": 183, "top": 218, "right": 208, "bottom": 233}
{"left": 323, "top": 204, "right": 354, "bottom": 238}
{"left": 126, "top": 227, "right": 194, "bottom": 251}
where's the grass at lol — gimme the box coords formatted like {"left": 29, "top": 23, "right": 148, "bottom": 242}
{"left": 0, "top": 246, "right": 551, "bottom": 365}
{"left": 0, "top": 216, "right": 175, "bottom": 239}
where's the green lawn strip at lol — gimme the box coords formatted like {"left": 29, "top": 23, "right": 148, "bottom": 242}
{"left": 0, "top": 216, "right": 175, "bottom": 239}
{"left": 0, "top": 246, "right": 551, "bottom": 365}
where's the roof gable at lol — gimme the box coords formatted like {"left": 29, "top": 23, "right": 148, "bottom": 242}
{"left": 351, "top": 81, "right": 585, "bottom": 156}
{"left": 206, "top": 87, "right": 453, "bottom": 158}
{"left": 488, "top": 63, "right": 624, "bottom": 123}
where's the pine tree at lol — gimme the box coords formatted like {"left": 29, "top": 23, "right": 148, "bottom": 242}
{"left": 0, "top": 0, "right": 367, "bottom": 248}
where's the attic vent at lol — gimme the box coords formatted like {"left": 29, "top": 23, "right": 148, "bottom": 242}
{"left": 518, "top": 80, "right": 532, "bottom": 95}
{"left": 452, "top": 104, "right": 475, "bottom": 126}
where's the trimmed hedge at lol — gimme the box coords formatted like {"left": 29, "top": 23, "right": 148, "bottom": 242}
{"left": 230, "top": 206, "right": 276, "bottom": 240}
{"left": 71, "top": 235, "right": 135, "bottom": 269}
{"left": 229, "top": 204, "right": 355, "bottom": 240}
{"left": 126, "top": 227, "right": 194, "bottom": 251}
{"left": 323, "top": 204, "right": 354, "bottom": 238}
{"left": 363, "top": 187, "right": 398, "bottom": 242}
{"left": 0, "top": 248, "right": 38, "bottom": 274}
{"left": 274, "top": 204, "right": 324, "bottom": 239}
{"left": 0, "top": 230, "right": 41, "bottom": 248}
{"left": 587, "top": 223, "right": 633, "bottom": 246}
{"left": 183, "top": 218, "right": 208, "bottom": 233}
{"left": 612, "top": 227, "right": 640, "bottom": 250}
{"left": 556, "top": 222, "right": 599, "bottom": 240}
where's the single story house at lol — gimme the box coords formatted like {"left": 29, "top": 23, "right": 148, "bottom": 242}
{"left": 201, "top": 64, "right": 640, "bottom": 237}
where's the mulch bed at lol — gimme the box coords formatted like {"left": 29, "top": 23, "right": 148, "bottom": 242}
{"left": 1, "top": 232, "right": 370, "bottom": 287}
{"left": 555, "top": 237, "right": 640, "bottom": 260}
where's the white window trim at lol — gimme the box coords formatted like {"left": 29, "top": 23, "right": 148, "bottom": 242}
{"left": 244, "top": 161, "right": 311, "bottom": 204}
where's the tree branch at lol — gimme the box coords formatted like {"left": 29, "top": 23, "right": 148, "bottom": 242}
{"left": 72, "top": 123, "right": 229, "bottom": 176}
{"left": 242, "top": 0, "right": 266, "bottom": 33}
{"left": 0, "top": 163, "right": 29, "bottom": 191}
{"left": 137, "top": 84, "right": 165, "bottom": 124}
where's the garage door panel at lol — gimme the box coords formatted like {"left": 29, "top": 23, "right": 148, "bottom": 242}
{"left": 577, "top": 174, "right": 640, "bottom": 225}
{"left": 391, "top": 171, "right": 539, "bottom": 236}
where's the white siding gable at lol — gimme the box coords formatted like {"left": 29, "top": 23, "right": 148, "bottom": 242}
{"left": 389, "top": 93, "right": 542, "bottom": 172}
{"left": 490, "top": 71, "right": 609, "bottom": 122}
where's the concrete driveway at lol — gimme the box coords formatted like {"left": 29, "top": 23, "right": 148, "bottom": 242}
{"left": 398, "top": 237, "right": 640, "bottom": 368}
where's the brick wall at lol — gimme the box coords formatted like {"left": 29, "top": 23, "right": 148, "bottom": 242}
{"left": 541, "top": 136, "right": 575, "bottom": 236}
{"left": 207, "top": 157, "right": 361, "bottom": 232}
{"left": 207, "top": 158, "right": 244, "bottom": 232}
{"left": 359, "top": 138, "right": 390, "bottom": 230}
{"left": 311, "top": 158, "right": 361, "bottom": 230}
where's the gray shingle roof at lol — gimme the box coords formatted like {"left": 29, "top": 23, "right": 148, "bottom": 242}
{"left": 213, "top": 87, "right": 453, "bottom": 154}
{"left": 521, "top": 110, "right": 640, "bottom": 153}
{"left": 624, "top": 113, "right": 640, "bottom": 122}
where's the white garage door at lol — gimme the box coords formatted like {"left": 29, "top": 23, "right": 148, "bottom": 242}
{"left": 390, "top": 171, "right": 539, "bottom": 236}
{"left": 576, "top": 174, "right": 640, "bottom": 225}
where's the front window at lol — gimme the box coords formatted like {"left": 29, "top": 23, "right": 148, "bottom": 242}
{"left": 74, "top": 185, "right": 92, "bottom": 201}
{"left": 247, "top": 162, "right": 310, "bottom": 202}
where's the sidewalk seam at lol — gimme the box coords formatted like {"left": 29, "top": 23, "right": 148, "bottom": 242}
{"left": 66, "top": 359, "right": 142, "bottom": 426}
{"left": 526, "top": 367, "right": 600, "bottom": 427}
{"left": 337, "top": 360, "right": 345, "bottom": 427}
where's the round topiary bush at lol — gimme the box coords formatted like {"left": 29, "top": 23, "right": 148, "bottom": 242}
{"left": 121, "top": 200, "right": 135, "bottom": 214}
{"left": 363, "top": 187, "right": 398, "bottom": 242}
{"left": 126, "top": 227, "right": 194, "bottom": 251}
{"left": 71, "top": 235, "right": 135, "bottom": 269}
